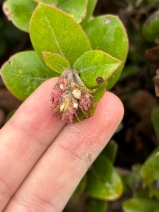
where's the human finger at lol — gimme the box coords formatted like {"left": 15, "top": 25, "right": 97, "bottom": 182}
{"left": 5, "top": 92, "right": 124, "bottom": 212}
{"left": 0, "top": 78, "right": 65, "bottom": 210}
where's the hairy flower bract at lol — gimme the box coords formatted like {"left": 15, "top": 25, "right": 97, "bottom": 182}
{"left": 51, "top": 70, "right": 96, "bottom": 124}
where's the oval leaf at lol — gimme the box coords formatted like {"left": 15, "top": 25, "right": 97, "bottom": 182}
{"left": 30, "top": 3, "right": 91, "bottom": 67}
{"left": 1, "top": 51, "right": 50, "bottom": 101}
{"left": 86, "top": 155, "right": 123, "bottom": 200}
{"left": 73, "top": 50, "right": 122, "bottom": 87}
{"left": 123, "top": 198, "right": 159, "bottom": 212}
{"left": 141, "top": 146, "right": 159, "bottom": 200}
{"left": 83, "top": 15, "right": 128, "bottom": 89}
{"left": 3, "top": 0, "right": 37, "bottom": 32}
{"left": 43, "top": 51, "right": 70, "bottom": 73}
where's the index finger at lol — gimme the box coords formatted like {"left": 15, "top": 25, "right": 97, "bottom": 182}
{"left": 0, "top": 78, "right": 65, "bottom": 210}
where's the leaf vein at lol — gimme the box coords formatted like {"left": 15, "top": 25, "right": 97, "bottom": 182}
{"left": 42, "top": 6, "right": 64, "bottom": 56}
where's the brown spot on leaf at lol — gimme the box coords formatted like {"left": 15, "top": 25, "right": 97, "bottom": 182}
{"left": 96, "top": 77, "right": 104, "bottom": 84}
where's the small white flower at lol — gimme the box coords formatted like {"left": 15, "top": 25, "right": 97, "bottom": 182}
{"left": 72, "top": 89, "right": 81, "bottom": 99}
{"left": 60, "top": 84, "right": 64, "bottom": 90}
{"left": 60, "top": 104, "right": 65, "bottom": 112}
{"left": 73, "top": 102, "right": 78, "bottom": 109}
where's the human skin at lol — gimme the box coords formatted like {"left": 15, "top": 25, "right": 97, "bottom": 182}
{"left": 0, "top": 78, "right": 124, "bottom": 212}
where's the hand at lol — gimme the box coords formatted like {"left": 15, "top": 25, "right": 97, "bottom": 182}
{"left": 0, "top": 78, "right": 123, "bottom": 212}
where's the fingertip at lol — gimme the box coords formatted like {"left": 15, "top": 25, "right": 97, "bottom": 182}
{"left": 103, "top": 91, "right": 124, "bottom": 119}
{"left": 99, "top": 91, "right": 124, "bottom": 121}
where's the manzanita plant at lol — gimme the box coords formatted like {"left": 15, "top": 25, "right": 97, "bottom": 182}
{"left": 1, "top": 0, "right": 128, "bottom": 123}
{"left": 0, "top": 0, "right": 131, "bottom": 211}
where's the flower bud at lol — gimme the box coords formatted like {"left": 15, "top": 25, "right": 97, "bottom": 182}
{"left": 60, "top": 104, "right": 65, "bottom": 112}
{"left": 51, "top": 70, "right": 95, "bottom": 124}
{"left": 73, "top": 102, "right": 78, "bottom": 109}
{"left": 72, "top": 89, "right": 81, "bottom": 99}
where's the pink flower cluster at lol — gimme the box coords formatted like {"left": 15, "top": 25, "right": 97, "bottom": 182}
{"left": 51, "top": 70, "right": 95, "bottom": 124}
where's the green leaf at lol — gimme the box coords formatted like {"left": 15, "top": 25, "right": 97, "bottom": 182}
{"left": 0, "top": 51, "right": 50, "bottom": 101}
{"left": 142, "top": 11, "right": 159, "bottom": 43}
{"left": 87, "top": 198, "right": 108, "bottom": 212}
{"left": 3, "top": 0, "right": 89, "bottom": 32}
{"left": 57, "top": 0, "right": 88, "bottom": 23}
{"left": 141, "top": 146, "right": 159, "bottom": 200}
{"left": 122, "top": 198, "right": 159, "bottom": 212}
{"left": 73, "top": 50, "right": 122, "bottom": 87}
{"left": 3, "top": 0, "right": 37, "bottom": 32}
{"left": 30, "top": 3, "right": 91, "bottom": 68}
{"left": 102, "top": 140, "right": 118, "bottom": 164}
{"left": 83, "top": 15, "right": 128, "bottom": 89}
{"left": 86, "top": 155, "right": 123, "bottom": 200}
{"left": 43, "top": 51, "right": 70, "bottom": 73}
{"left": 81, "top": 0, "right": 98, "bottom": 26}
{"left": 151, "top": 107, "right": 159, "bottom": 139}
